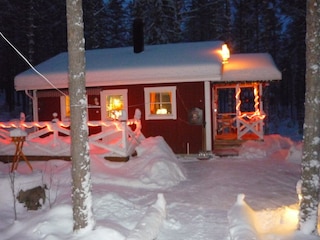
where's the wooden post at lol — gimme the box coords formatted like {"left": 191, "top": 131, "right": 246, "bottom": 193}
{"left": 11, "top": 136, "right": 33, "bottom": 172}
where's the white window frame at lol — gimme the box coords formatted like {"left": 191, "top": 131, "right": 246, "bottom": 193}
{"left": 144, "top": 86, "right": 177, "bottom": 120}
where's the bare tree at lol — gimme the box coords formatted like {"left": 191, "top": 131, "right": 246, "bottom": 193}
{"left": 9, "top": 171, "right": 17, "bottom": 220}
{"left": 66, "top": 0, "right": 95, "bottom": 232}
{"left": 299, "top": 0, "right": 320, "bottom": 235}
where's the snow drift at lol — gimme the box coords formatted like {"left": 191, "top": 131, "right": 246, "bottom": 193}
{"left": 91, "top": 136, "right": 186, "bottom": 189}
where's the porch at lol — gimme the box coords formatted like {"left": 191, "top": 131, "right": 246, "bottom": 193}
{"left": 212, "top": 83, "right": 265, "bottom": 156}
{"left": 213, "top": 83, "right": 266, "bottom": 142}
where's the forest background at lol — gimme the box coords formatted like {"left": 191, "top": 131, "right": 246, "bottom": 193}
{"left": 0, "top": 0, "right": 306, "bottom": 140}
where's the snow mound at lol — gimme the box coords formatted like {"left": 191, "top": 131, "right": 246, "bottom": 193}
{"left": 126, "top": 193, "right": 166, "bottom": 240}
{"left": 228, "top": 194, "right": 304, "bottom": 240}
{"left": 1, "top": 204, "right": 73, "bottom": 239}
{"left": 228, "top": 194, "right": 259, "bottom": 240}
{"left": 239, "top": 134, "right": 302, "bottom": 162}
{"left": 92, "top": 136, "right": 186, "bottom": 189}
{"left": 9, "top": 128, "right": 27, "bottom": 137}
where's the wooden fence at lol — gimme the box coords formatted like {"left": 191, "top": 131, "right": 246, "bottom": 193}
{"left": 0, "top": 110, "right": 144, "bottom": 160}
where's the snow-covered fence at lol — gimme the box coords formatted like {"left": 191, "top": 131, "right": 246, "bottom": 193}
{"left": 228, "top": 194, "right": 259, "bottom": 240}
{"left": 126, "top": 193, "right": 166, "bottom": 240}
{"left": 0, "top": 128, "right": 10, "bottom": 140}
{"left": 0, "top": 110, "right": 144, "bottom": 158}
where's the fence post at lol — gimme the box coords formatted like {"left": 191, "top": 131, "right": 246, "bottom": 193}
{"left": 119, "top": 110, "right": 128, "bottom": 156}
{"left": 52, "top": 113, "right": 59, "bottom": 147}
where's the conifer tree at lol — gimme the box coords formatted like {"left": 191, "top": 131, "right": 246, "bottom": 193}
{"left": 83, "top": 0, "right": 108, "bottom": 49}
{"left": 184, "top": 0, "right": 229, "bottom": 42}
{"left": 105, "top": 0, "right": 129, "bottom": 47}
{"left": 133, "top": 0, "right": 183, "bottom": 45}
{"left": 232, "top": 0, "right": 259, "bottom": 52}
{"left": 279, "top": 0, "right": 306, "bottom": 134}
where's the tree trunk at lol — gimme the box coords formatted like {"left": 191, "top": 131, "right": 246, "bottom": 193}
{"left": 299, "top": 0, "right": 320, "bottom": 235}
{"left": 66, "top": 0, "right": 94, "bottom": 232}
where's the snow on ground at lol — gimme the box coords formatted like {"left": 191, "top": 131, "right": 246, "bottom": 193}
{"left": 0, "top": 135, "right": 319, "bottom": 240}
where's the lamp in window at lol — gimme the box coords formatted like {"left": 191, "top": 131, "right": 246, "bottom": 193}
{"left": 221, "top": 44, "right": 230, "bottom": 64}
{"left": 156, "top": 108, "right": 168, "bottom": 115}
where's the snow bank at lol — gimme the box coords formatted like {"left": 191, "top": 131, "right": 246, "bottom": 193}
{"left": 255, "top": 205, "right": 299, "bottom": 237}
{"left": 92, "top": 136, "right": 186, "bottom": 189}
{"left": 228, "top": 194, "right": 260, "bottom": 240}
{"left": 228, "top": 194, "right": 302, "bottom": 240}
{"left": 239, "top": 134, "right": 302, "bottom": 163}
{"left": 126, "top": 193, "right": 166, "bottom": 240}
{"left": 9, "top": 128, "right": 27, "bottom": 137}
{"left": 134, "top": 136, "right": 186, "bottom": 187}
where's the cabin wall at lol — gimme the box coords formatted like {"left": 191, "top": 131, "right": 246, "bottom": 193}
{"left": 38, "top": 97, "right": 61, "bottom": 121}
{"left": 146, "top": 82, "right": 204, "bottom": 154}
{"left": 87, "top": 94, "right": 101, "bottom": 135}
{"left": 36, "top": 82, "right": 206, "bottom": 154}
{"left": 87, "top": 94, "right": 101, "bottom": 120}
{"left": 101, "top": 82, "right": 205, "bottom": 154}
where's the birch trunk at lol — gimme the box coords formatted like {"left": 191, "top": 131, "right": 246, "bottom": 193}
{"left": 299, "top": 0, "right": 320, "bottom": 235}
{"left": 66, "top": 0, "right": 94, "bottom": 232}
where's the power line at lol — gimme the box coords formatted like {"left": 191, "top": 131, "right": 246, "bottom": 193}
{"left": 0, "top": 31, "right": 67, "bottom": 96}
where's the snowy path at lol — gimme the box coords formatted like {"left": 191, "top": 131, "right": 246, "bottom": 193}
{"left": 157, "top": 158, "right": 300, "bottom": 239}
{"left": 81, "top": 156, "right": 301, "bottom": 240}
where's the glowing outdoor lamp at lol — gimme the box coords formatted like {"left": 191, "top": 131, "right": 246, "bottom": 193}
{"left": 221, "top": 44, "right": 230, "bottom": 64}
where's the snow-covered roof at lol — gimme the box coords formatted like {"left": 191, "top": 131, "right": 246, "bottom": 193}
{"left": 14, "top": 41, "right": 281, "bottom": 91}
{"left": 14, "top": 41, "right": 223, "bottom": 91}
{"left": 222, "top": 53, "right": 282, "bottom": 81}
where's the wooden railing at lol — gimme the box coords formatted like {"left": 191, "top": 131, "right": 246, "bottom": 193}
{"left": 0, "top": 109, "right": 144, "bottom": 158}
{"left": 236, "top": 112, "right": 265, "bottom": 140}
{"left": 216, "top": 112, "right": 265, "bottom": 140}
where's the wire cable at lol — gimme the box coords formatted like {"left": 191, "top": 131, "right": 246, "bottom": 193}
{"left": 0, "top": 31, "right": 67, "bottom": 96}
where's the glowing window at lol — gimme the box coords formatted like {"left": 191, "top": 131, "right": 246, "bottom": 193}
{"left": 100, "top": 89, "right": 128, "bottom": 120}
{"left": 106, "top": 94, "right": 124, "bottom": 119}
{"left": 144, "top": 86, "right": 177, "bottom": 120}
{"left": 60, "top": 95, "right": 70, "bottom": 121}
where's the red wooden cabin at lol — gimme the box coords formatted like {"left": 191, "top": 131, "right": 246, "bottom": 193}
{"left": 14, "top": 41, "right": 281, "bottom": 154}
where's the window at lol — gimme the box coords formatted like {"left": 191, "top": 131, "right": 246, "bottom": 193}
{"left": 60, "top": 95, "right": 70, "bottom": 121}
{"left": 144, "top": 86, "right": 177, "bottom": 120}
{"left": 100, "top": 89, "right": 128, "bottom": 120}
{"left": 106, "top": 94, "right": 124, "bottom": 119}
{"left": 239, "top": 87, "right": 255, "bottom": 112}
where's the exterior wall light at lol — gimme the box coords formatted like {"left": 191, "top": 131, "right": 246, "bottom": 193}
{"left": 221, "top": 44, "right": 230, "bottom": 64}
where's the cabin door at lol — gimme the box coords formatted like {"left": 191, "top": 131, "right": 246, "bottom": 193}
{"left": 214, "top": 86, "right": 237, "bottom": 140}
{"left": 100, "top": 89, "right": 128, "bottom": 121}
{"left": 100, "top": 89, "right": 128, "bottom": 143}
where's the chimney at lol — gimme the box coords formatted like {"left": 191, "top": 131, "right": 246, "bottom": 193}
{"left": 133, "top": 18, "right": 144, "bottom": 53}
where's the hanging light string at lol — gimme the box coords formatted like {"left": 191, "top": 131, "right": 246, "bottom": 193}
{"left": 0, "top": 31, "right": 67, "bottom": 96}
